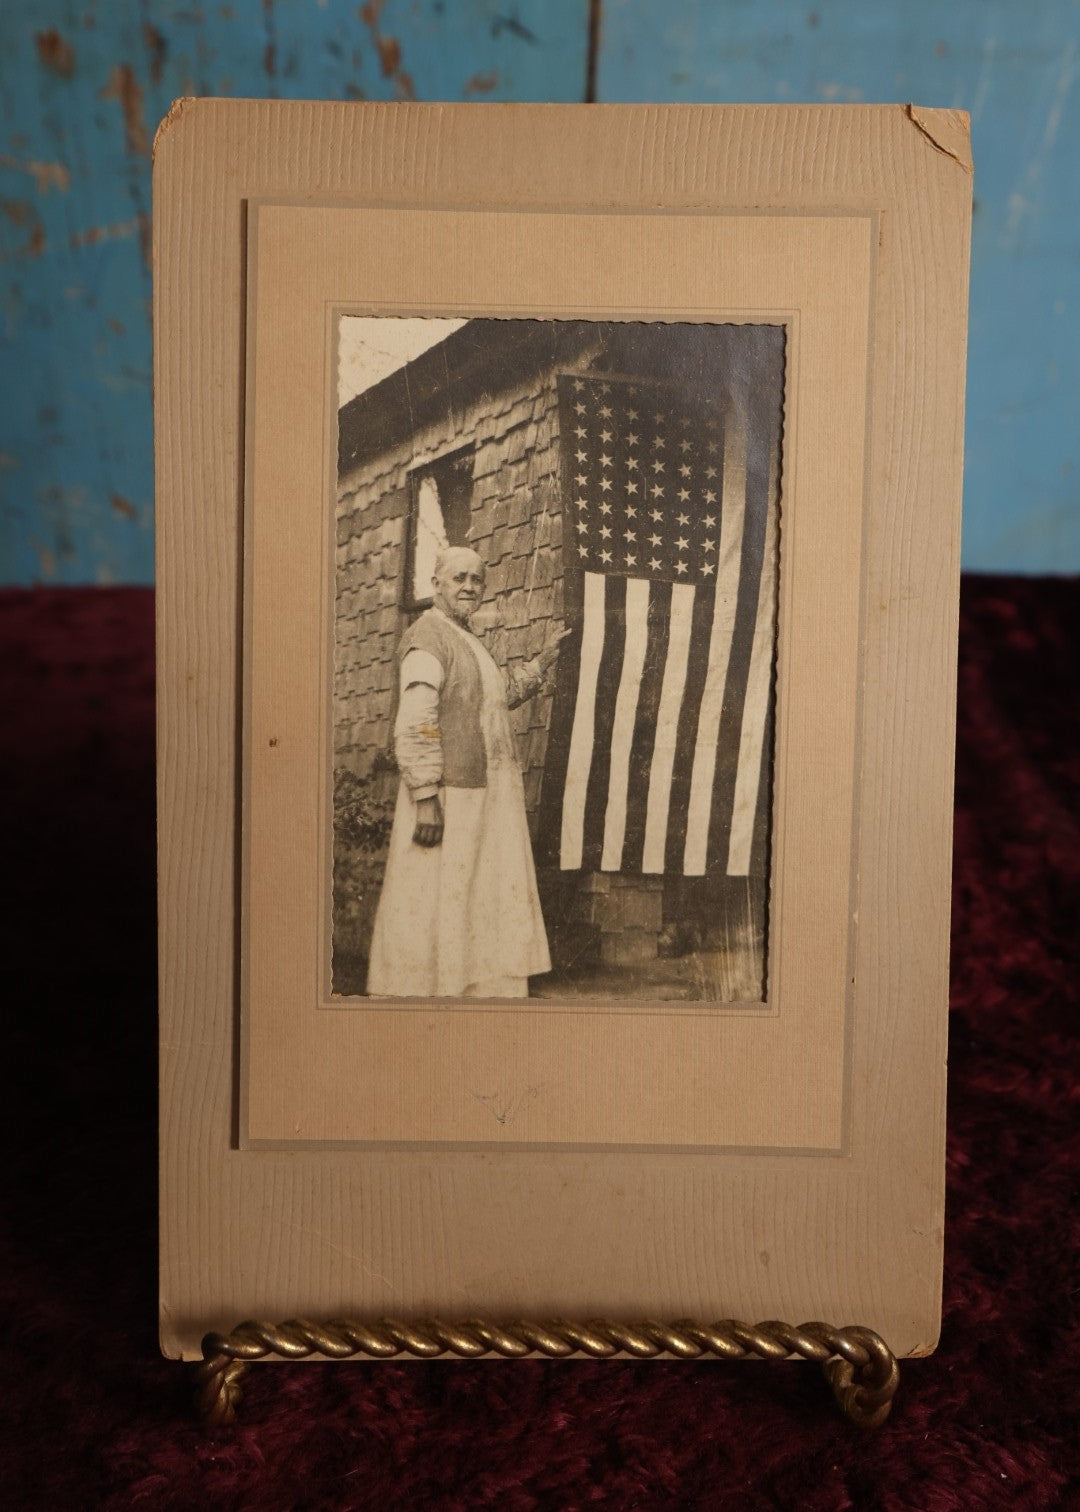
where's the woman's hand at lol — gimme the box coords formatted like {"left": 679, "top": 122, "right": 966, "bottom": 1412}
{"left": 413, "top": 793, "right": 444, "bottom": 847}
{"left": 536, "top": 622, "right": 573, "bottom": 674}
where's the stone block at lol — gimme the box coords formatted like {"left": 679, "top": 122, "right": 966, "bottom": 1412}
{"left": 603, "top": 882, "right": 665, "bottom": 934}
{"left": 612, "top": 873, "right": 664, "bottom": 893}
{"left": 599, "top": 928, "right": 659, "bottom": 969}
{"left": 575, "top": 891, "right": 611, "bottom": 928}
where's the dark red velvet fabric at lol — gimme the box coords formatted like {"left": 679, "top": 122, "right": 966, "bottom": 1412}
{"left": 1, "top": 580, "right": 1076, "bottom": 1510}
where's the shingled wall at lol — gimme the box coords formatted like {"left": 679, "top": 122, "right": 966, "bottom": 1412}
{"left": 335, "top": 373, "right": 564, "bottom": 822}
{"left": 333, "top": 353, "right": 580, "bottom": 991}
{"left": 331, "top": 324, "right": 731, "bottom": 989}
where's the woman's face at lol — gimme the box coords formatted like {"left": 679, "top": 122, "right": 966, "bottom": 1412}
{"left": 432, "top": 552, "right": 486, "bottom": 623}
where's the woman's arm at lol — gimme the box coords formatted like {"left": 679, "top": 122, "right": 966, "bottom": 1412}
{"left": 393, "top": 649, "right": 445, "bottom": 845}
{"left": 505, "top": 623, "right": 572, "bottom": 708}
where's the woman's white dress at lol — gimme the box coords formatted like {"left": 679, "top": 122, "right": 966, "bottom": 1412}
{"left": 366, "top": 618, "right": 551, "bottom": 998}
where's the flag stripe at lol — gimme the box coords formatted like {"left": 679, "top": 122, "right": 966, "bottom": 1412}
{"left": 542, "top": 356, "right": 783, "bottom": 880}
{"left": 581, "top": 574, "right": 628, "bottom": 870}
{"left": 620, "top": 578, "right": 673, "bottom": 871}
{"left": 727, "top": 445, "right": 779, "bottom": 875}
{"left": 750, "top": 691, "right": 774, "bottom": 878}
{"left": 601, "top": 576, "right": 651, "bottom": 870}
{"left": 535, "top": 379, "right": 590, "bottom": 868}
{"left": 641, "top": 582, "right": 696, "bottom": 873}
{"left": 664, "top": 579, "right": 719, "bottom": 873}
{"left": 705, "top": 414, "right": 770, "bottom": 873}
{"left": 559, "top": 570, "right": 606, "bottom": 869}
{"left": 683, "top": 408, "right": 747, "bottom": 874}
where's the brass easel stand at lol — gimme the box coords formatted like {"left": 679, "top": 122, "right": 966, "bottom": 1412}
{"left": 196, "top": 1316, "right": 899, "bottom": 1428}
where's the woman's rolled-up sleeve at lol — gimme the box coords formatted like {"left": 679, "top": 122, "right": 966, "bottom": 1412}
{"left": 505, "top": 656, "right": 551, "bottom": 710}
{"left": 393, "top": 648, "right": 444, "bottom": 799}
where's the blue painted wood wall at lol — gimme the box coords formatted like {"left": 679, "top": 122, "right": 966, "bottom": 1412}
{"left": 2, "top": 0, "right": 1076, "bottom": 582}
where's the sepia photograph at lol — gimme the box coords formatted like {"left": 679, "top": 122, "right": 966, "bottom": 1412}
{"left": 332, "top": 316, "right": 784, "bottom": 1004}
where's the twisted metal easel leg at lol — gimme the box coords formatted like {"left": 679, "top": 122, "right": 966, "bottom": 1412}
{"left": 195, "top": 1317, "right": 899, "bottom": 1428}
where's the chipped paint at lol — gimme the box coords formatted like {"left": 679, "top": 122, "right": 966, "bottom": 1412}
{"left": 69, "top": 214, "right": 150, "bottom": 251}
{"left": 4, "top": 2, "right": 588, "bottom": 585}
{"left": 464, "top": 71, "right": 499, "bottom": 95}
{"left": 99, "top": 64, "right": 150, "bottom": 157}
{"left": 360, "top": 0, "right": 416, "bottom": 100}
{"left": 143, "top": 24, "right": 168, "bottom": 86}
{"left": 491, "top": 13, "right": 539, "bottom": 44}
{"left": 1, "top": 200, "right": 46, "bottom": 259}
{"left": 0, "top": 156, "right": 71, "bottom": 194}
{"left": 5, "top": 0, "right": 1071, "bottom": 581}
{"left": 262, "top": 0, "right": 278, "bottom": 80}
{"left": 35, "top": 28, "right": 76, "bottom": 78}
{"left": 596, "top": 0, "right": 1080, "bottom": 572}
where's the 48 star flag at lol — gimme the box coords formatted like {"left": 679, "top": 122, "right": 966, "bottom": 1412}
{"left": 538, "top": 340, "right": 783, "bottom": 878}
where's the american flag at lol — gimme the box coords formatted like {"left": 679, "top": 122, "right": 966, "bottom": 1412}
{"left": 538, "top": 366, "right": 781, "bottom": 877}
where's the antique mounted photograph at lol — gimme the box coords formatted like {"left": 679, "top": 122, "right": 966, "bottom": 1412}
{"left": 332, "top": 317, "right": 785, "bottom": 1004}
{"left": 158, "top": 101, "right": 967, "bottom": 1357}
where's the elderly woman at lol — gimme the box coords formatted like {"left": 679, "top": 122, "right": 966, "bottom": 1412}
{"left": 367, "top": 546, "right": 568, "bottom": 998}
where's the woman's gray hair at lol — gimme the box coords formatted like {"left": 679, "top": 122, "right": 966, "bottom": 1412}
{"left": 432, "top": 544, "right": 486, "bottom": 579}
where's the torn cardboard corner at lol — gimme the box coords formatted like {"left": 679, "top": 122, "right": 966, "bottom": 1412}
{"left": 153, "top": 97, "right": 199, "bottom": 165}
{"left": 905, "top": 105, "right": 973, "bottom": 173}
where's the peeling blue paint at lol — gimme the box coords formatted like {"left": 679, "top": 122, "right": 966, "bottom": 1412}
{"left": 598, "top": 0, "right": 1080, "bottom": 574}
{"left": 1, "top": 0, "right": 1077, "bottom": 580}
{"left": 0, "top": 0, "right": 590, "bottom": 584}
